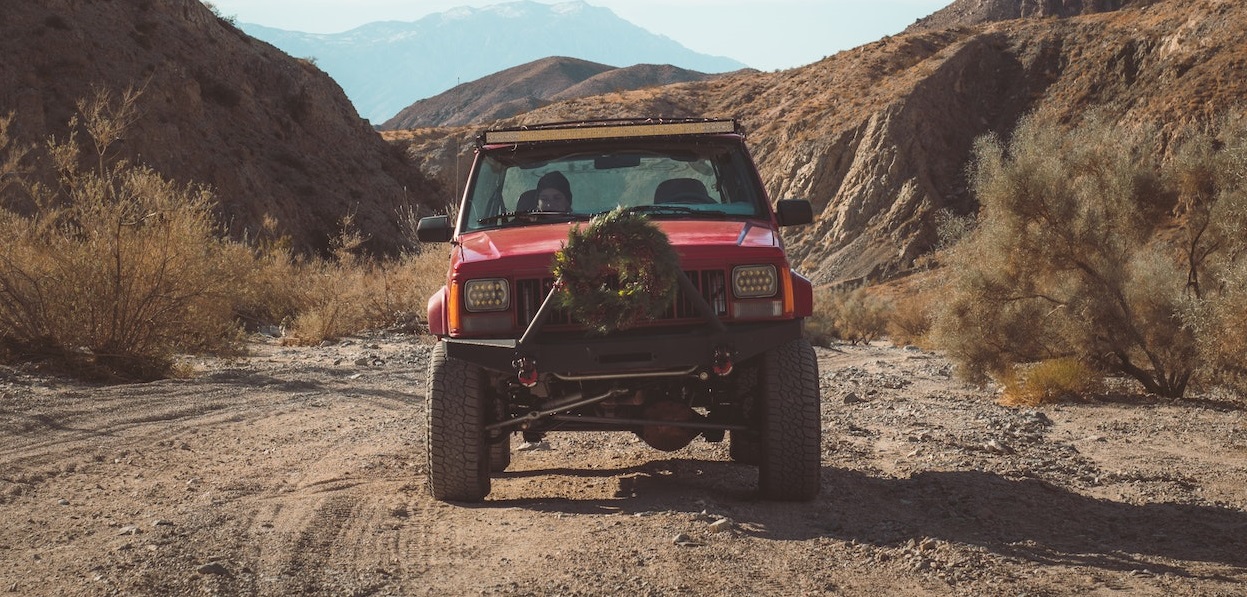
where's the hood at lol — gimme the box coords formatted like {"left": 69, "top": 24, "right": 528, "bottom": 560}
{"left": 457, "top": 219, "right": 778, "bottom": 265}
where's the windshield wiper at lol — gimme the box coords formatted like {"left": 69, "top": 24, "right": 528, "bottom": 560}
{"left": 477, "top": 211, "right": 588, "bottom": 226}
{"left": 611, "top": 205, "right": 730, "bottom": 218}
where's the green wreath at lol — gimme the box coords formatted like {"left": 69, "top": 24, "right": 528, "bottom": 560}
{"left": 551, "top": 208, "right": 681, "bottom": 334}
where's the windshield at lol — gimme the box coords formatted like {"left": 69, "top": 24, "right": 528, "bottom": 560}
{"left": 460, "top": 139, "right": 768, "bottom": 231}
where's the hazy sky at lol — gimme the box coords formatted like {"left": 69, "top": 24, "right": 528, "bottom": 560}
{"left": 208, "top": 0, "right": 951, "bottom": 71}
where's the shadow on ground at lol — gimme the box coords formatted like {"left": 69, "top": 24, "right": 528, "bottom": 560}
{"left": 479, "top": 460, "right": 1247, "bottom": 578}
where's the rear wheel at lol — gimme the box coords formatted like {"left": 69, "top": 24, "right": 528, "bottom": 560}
{"left": 758, "top": 338, "right": 821, "bottom": 501}
{"left": 426, "top": 342, "right": 490, "bottom": 501}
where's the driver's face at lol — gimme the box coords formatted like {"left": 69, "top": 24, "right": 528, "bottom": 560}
{"left": 538, "top": 189, "right": 570, "bottom": 212}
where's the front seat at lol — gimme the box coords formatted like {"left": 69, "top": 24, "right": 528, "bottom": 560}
{"left": 653, "top": 178, "right": 714, "bottom": 204}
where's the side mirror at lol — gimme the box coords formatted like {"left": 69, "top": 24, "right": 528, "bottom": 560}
{"left": 416, "top": 215, "right": 454, "bottom": 242}
{"left": 775, "top": 199, "right": 813, "bottom": 227}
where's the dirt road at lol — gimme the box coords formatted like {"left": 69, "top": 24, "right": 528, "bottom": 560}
{"left": 2, "top": 335, "right": 1246, "bottom": 596}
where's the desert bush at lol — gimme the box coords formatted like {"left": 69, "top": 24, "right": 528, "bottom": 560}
{"left": 803, "top": 287, "right": 839, "bottom": 347}
{"left": 1173, "top": 114, "right": 1247, "bottom": 393}
{"left": 282, "top": 220, "right": 446, "bottom": 345}
{"left": 933, "top": 112, "right": 1247, "bottom": 398}
{"left": 806, "top": 285, "right": 891, "bottom": 347}
{"left": 0, "top": 86, "right": 448, "bottom": 376}
{"left": 886, "top": 290, "right": 934, "bottom": 348}
{"left": 1185, "top": 264, "right": 1247, "bottom": 392}
{"left": 998, "top": 357, "right": 1099, "bottom": 407}
{"left": 0, "top": 87, "right": 254, "bottom": 378}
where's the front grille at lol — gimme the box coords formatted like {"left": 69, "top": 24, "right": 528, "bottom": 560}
{"left": 516, "top": 278, "right": 570, "bottom": 327}
{"left": 516, "top": 270, "right": 727, "bottom": 329}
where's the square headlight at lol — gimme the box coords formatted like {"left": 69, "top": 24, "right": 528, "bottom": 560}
{"left": 732, "top": 265, "right": 778, "bottom": 299}
{"left": 463, "top": 278, "right": 510, "bottom": 312}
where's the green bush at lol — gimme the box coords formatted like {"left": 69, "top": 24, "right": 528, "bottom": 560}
{"left": 933, "top": 113, "right": 1247, "bottom": 398}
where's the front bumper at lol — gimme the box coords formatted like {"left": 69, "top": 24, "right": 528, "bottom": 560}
{"left": 445, "top": 318, "right": 802, "bottom": 377}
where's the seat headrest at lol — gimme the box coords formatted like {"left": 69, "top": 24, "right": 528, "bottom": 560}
{"left": 654, "top": 178, "right": 711, "bottom": 203}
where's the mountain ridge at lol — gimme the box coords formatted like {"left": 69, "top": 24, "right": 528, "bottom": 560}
{"left": 241, "top": 0, "right": 748, "bottom": 123}
{"left": 381, "top": 57, "right": 729, "bottom": 129}
{"left": 391, "top": 0, "right": 1246, "bottom": 286}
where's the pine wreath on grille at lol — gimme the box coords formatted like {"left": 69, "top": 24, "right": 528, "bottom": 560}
{"left": 552, "top": 208, "right": 681, "bottom": 334}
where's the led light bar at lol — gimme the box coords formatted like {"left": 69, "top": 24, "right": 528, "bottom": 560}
{"left": 483, "top": 120, "right": 738, "bottom": 145}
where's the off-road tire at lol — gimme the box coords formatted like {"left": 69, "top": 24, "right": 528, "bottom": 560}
{"left": 728, "top": 431, "right": 760, "bottom": 465}
{"left": 489, "top": 434, "right": 511, "bottom": 473}
{"left": 729, "top": 362, "right": 761, "bottom": 465}
{"left": 426, "top": 342, "right": 490, "bottom": 501}
{"left": 758, "top": 338, "right": 821, "bottom": 501}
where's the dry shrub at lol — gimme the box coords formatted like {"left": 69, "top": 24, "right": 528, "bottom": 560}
{"left": 803, "top": 287, "right": 839, "bottom": 347}
{"left": 0, "top": 87, "right": 252, "bottom": 379}
{"left": 282, "top": 229, "right": 446, "bottom": 345}
{"left": 1185, "top": 262, "right": 1247, "bottom": 393}
{"left": 933, "top": 112, "right": 1247, "bottom": 398}
{"left": 998, "top": 357, "right": 1099, "bottom": 407}
{"left": 886, "top": 290, "right": 934, "bottom": 348}
{"left": 0, "top": 86, "right": 448, "bottom": 377}
{"left": 806, "top": 286, "right": 891, "bottom": 347}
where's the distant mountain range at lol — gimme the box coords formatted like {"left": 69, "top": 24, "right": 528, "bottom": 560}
{"left": 241, "top": 1, "right": 748, "bottom": 123}
{"left": 381, "top": 57, "right": 724, "bottom": 129}
{"left": 394, "top": 0, "right": 1246, "bottom": 285}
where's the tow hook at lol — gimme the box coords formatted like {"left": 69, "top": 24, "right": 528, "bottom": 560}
{"left": 712, "top": 347, "right": 734, "bottom": 377}
{"left": 513, "top": 357, "right": 538, "bottom": 387}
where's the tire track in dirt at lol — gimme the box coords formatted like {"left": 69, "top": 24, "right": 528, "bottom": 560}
{"left": 5, "top": 337, "right": 1247, "bottom": 596}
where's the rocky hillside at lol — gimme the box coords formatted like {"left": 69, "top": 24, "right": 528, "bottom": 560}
{"left": 906, "top": 0, "right": 1152, "bottom": 32}
{"left": 0, "top": 0, "right": 442, "bottom": 255}
{"left": 395, "top": 0, "right": 1246, "bottom": 286}
{"left": 382, "top": 57, "right": 722, "bottom": 129}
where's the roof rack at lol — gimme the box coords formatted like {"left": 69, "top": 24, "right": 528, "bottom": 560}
{"left": 479, "top": 118, "right": 741, "bottom": 146}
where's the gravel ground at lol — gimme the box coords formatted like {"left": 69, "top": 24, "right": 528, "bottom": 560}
{"left": 1, "top": 334, "right": 1246, "bottom": 596}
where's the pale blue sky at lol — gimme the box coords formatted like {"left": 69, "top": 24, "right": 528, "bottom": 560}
{"left": 208, "top": 0, "right": 951, "bottom": 71}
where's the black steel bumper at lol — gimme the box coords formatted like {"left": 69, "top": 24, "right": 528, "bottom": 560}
{"left": 445, "top": 318, "right": 802, "bottom": 377}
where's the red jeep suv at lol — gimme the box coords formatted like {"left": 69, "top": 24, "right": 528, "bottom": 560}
{"left": 416, "top": 118, "right": 820, "bottom": 502}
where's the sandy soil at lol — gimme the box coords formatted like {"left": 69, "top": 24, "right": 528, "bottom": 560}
{"left": 2, "top": 334, "right": 1246, "bottom": 596}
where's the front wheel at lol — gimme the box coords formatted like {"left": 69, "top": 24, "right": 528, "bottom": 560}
{"left": 426, "top": 342, "right": 491, "bottom": 501}
{"left": 489, "top": 433, "right": 512, "bottom": 473}
{"left": 758, "top": 338, "right": 821, "bottom": 501}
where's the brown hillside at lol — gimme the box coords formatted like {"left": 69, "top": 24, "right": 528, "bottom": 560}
{"left": 380, "top": 57, "right": 612, "bottom": 129}
{"left": 381, "top": 57, "right": 719, "bottom": 129}
{"left": 906, "top": 0, "right": 1151, "bottom": 32}
{"left": 0, "top": 0, "right": 440, "bottom": 255}
{"left": 549, "top": 64, "right": 725, "bottom": 102}
{"left": 396, "top": 0, "right": 1246, "bottom": 286}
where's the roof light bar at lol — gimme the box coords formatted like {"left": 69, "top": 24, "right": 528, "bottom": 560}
{"left": 483, "top": 119, "right": 738, "bottom": 145}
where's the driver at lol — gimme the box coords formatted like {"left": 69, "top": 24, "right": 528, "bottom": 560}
{"left": 536, "top": 171, "right": 572, "bottom": 212}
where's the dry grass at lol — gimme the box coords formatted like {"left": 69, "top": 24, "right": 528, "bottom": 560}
{"left": 0, "top": 86, "right": 449, "bottom": 379}
{"left": 282, "top": 247, "right": 446, "bottom": 346}
{"left": 0, "top": 88, "right": 254, "bottom": 378}
{"left": 998, "top": 358, "right": 1100, "bottom": 407}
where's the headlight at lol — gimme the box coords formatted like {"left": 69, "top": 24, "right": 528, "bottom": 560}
{"left": 732, "top": 265, "right": 777, "bottom": 298}
{"left": 463, "top": 278, "right": 510, "bottom": 312}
